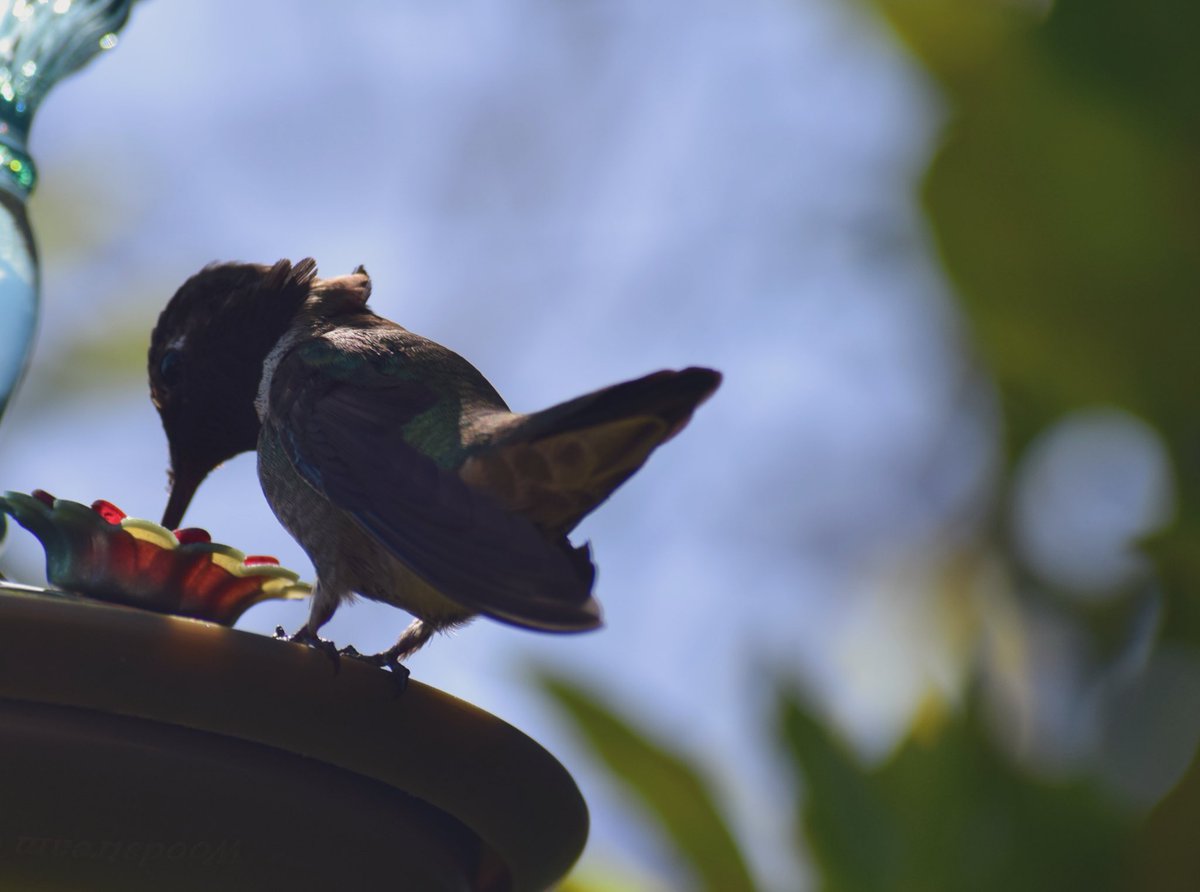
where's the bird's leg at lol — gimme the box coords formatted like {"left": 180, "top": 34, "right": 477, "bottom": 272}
{"left": 332, "top": 621, "right": 424, "bottom": 696}
{"left": 378, "top": 619, "right": 433, "bottom": 669}
{"left": 332, "top": 619, "right": 432, "bottom": 691}
{"left": 277, "top": 582, "right": 342, "bottom": 670}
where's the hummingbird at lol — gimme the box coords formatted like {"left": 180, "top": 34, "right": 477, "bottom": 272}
{"left": 149, "top": 258, "right": 721, "bottom": 666}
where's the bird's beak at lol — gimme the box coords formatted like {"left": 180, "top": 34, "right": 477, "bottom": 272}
{"left": 161, "top": 462, "right": 205, "bottom": 530}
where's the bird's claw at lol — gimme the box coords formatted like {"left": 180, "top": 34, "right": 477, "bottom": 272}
{"left": 381, "top": 658, "right": 410, "bottom": 696}
{"left": 337, "top": 643, "right": 377, "bottom": 664}
{"left": 338, "top": 644, "right": 410, "bottom": 695}
{"left": 278, "top": 624, "right": 341, "bottom": 673}
{"left": 272, "top": 628, "right": 407, "bottom": 694}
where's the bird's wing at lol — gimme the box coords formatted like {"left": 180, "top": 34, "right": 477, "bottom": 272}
{"left": 268, "top": 335, "right": 600, "bottom": 632}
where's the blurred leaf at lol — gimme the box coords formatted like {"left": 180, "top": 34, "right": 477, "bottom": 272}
{"left": 555, "top": 878, "right": 630, "bottom": 892}
{"left": 30, "top": 165, "right": 140, "bottom": 265}
{"left": 869, "top": 0, "right": 1036, "bottom": 95}
{"left": 1142, "top": 525, "right": 1200, "bottom": 645}
{"left": 28, "top": 313, "right": 149, "bottom": 406}
{"left": 1133, "top": 739, "right": 1200, "bottom": 892}
{"left": 866, "top": 0, "right": 1200, "bottom": 641}
{"left": 555, "top": 864, "right": 670, "bottom": 892}
{"left": 923, "top": 57, "right": 1199, "bottom": 457}
{"left": 539, "top": 674, "right": 757, "bottom": 892}
{"left": 1044, "top": 0, "right": 1200, "bottom": 142}
{"left": 779, "top": 693, "right": 897, "bottom": 891}
{"left": 780, "top": 689, "right": 1134, "bottom": 892}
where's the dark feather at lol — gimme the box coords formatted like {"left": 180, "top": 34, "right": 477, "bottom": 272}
{"left": 501, "top": 367, "right": 722, "bottom": 446}
{"left": 269, "top": 339, "right": 600, "bottom": 631}
{"left": 461, "top": 367, "right": 722, "bottom": 533}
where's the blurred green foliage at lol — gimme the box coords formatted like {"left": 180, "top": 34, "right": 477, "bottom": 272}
{"left": 36, "top": 313, "right": 153, "bottom": 397}
{"left": 781, "top": 691, "right": 1133, "bottom": 892}
{"left": 547, "top": 0, "right": 1200, "bottom": 889}
{"left": 541, "top": 676, "right": 756, "bottom": 892}
{"left": 884, "top": 0, "right": 1200, "bottom": 492}
{"left": 543, "top": 674, "right": 1141, "bottom": 891}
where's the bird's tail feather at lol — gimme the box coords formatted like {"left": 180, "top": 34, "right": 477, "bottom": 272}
{"left": 461, "top": 367, "right": 721, "bottom": 533}
{"left": 515, "top": 366, "right": 721, "bottom": 444}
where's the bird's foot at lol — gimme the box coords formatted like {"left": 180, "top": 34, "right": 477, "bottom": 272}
{"left": 275, "top": 624, "right": 341, "bottom": 673}
{"left": 338, "top": 644, "right": 410, "bottom": 695}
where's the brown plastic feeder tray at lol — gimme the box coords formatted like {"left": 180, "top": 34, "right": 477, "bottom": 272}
{"left": 0, "top": 583, "right": 588, "bottom": 891}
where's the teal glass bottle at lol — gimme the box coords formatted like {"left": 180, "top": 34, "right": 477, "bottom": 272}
{"left": 0, "top": 0, "right": 136, "bottom": 425}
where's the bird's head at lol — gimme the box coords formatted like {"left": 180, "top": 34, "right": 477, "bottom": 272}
{"left": 149, "top": 257, "right": 319, "bottom": 529}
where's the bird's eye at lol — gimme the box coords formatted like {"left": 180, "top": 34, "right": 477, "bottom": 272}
{"left": 159, "top": 349, "right": 183, "bottom": 387}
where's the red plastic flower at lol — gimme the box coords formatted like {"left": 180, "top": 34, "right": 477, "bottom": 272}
{"left": 0, "top": 490, "right": 310, "bottom": 625}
